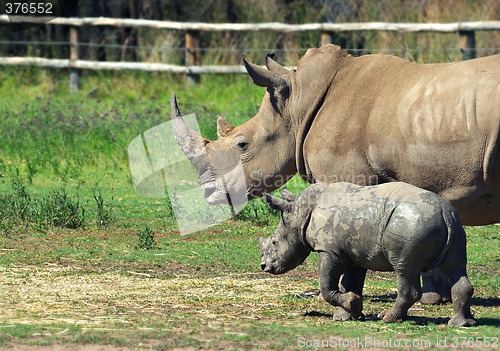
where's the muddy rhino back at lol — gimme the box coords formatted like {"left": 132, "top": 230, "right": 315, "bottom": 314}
{"left": 379, "top": 184, "right": 453, "bottom": 273}
{"left": 305, "top": 182, "right": 453, "bottom": 272}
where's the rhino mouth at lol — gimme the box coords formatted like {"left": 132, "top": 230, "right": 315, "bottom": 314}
{"left": 199, "top": 168, "right": 248, "bottom": 207}
{"left": 260, "top": 261, "right": 283, "bottom": 275}
{"left": 201, "top": 182, "right": 230, "bottom": 205}
{"left": 260, "top": 262, "right": 273, "bottom": 273}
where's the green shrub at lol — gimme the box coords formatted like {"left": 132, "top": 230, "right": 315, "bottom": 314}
{"left": 36, "top": 188, "right": 86, "bottom": 229}
{"left": 235, "top": 197, "right": 279, "bottom": 226}
{"left": 136, "top": 226, "right": 157, "bottom": 250}
{"left": 93, "top": 189, "right": 115, "bottom": 228}
{"left": 0, "top": 175, "right": 87, "bottom": 232}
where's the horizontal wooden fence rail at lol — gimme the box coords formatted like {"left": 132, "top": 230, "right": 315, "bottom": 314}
{"left": 1, "top": 15, "right": 500, "bottom": 92}
{"left": 2, "top": 16, "right": 500, "bottom": 32}
{"left": 0, "top": 56, "right": 248, "bottom": 73}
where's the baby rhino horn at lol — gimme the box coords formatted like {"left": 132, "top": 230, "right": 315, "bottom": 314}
{"left": 264, "top": 193, "right": 292, "bottom": 212}
{"left": 279, "top": 188, "right": 298, "bottom": 201}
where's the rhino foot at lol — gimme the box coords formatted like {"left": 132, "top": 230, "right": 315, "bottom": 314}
{"left": 333, "top": 307, "right": 365, "bottom": 321}
{"left": 377, "top": 309, "right": 407, "bottom": 323}
{"left": 420, "top": 292, "right": 451, "bottom": 305}
{"left": 421, "top": 269, "right": 452, "bottom": 305}
{"left": 448, "top": 316, "right": 476, "bottom": 327}
{"left": 338, "top": 291, "right": 363, "bottom": 317}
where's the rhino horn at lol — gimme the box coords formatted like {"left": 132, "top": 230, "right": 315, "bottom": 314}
{"left": 264, "top": 193, "right": 292, "bottom": 212}
{"left": 170, "top": 93, "right": 211, "bottom": 174}
{"left": 265, "top": 54, "right": 290, "bottom": 76}
{"left": 217, "top": 116, "right": 235, "bottom": 138}
{"left": 279, "top": 188, "right": 298, "bottom": 202}
{"left": 243, "top": 56, "right": 282, "bottom": 89}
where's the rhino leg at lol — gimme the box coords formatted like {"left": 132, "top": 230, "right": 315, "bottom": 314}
{"left": 447, "top": 275, "right": 475, "bottom": 327}
{"left": 340, "top": 267, "right": 367, "bottom": 295}
{"left": 318, "top": 252, "right": 363, "bottom": 320}
{"left": 438, "top": 232, "right": 476, "bottom": 327}
{"left": 378, "top": 272, "right": 421, "bottom": 323}
{"left": 421, "top": 268, "right": 452, "bottom": 305}
{"left": 335, "top": 267, "right": 367, "bottom": 321}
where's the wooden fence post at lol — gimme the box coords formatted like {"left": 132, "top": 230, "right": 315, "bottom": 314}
{"left": 185, "top": 31, "right": 200, "bottom": 86}
{"left": 69, "top": 26, "right": 79, "bottom": 93}
{"left": 321, "top": 32, "right": 333, "bottom": 46}
{"left": 459, "top": 30, "right": 476, "bottom": 60}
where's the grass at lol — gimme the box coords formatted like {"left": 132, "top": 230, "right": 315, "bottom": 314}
{"left": 0, "top": 67, "right": 263, "bottom": 183}
{"left": 0, "top": 221, "right": 498, "bottom": 350}
{"left": 0, "top": 68, "right": 498, "bottom": 350}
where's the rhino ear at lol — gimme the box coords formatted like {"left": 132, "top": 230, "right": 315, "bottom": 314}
{"left": 243, "top": 56, "right": 278, "bottom": 89}
{"left": 217, "top": 116, "right": 235, "bottom": 138}
{"left": 244, "top": 56, "right": 291, "bottom": 110}
{"left": 265, "top": 54, "right": 290, "bottom": 76}
{"left": 243, "top": 56, "right": 290, "bottom": 90}
{"left": 264, "top": 193, "right": 292, "bottom": 212}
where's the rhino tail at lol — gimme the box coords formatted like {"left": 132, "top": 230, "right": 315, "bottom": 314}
{"left": 424, "top": 208, "right": 458, "bottom": 272}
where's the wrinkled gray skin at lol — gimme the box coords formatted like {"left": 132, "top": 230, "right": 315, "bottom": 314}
{"left": 259, "top": 182, "right": 476, "bottom": 327}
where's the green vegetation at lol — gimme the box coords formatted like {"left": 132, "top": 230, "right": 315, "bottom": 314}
{"left": 136, "top": 226, "right": 158, "bottom": 250}
{"left": 0, "top": 173, "right": 86, "bottom": 234}
{"left": 0, "top": 65, "right": 498, "bottom": 350}
{"left": 0, "top": 67, "right": 263, "bottom": 180}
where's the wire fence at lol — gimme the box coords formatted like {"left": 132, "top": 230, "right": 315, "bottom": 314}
{"left": 3, "top": 40, "right": 499, "bottom": 55}
{"left": 3, "top": 39, "right": 500, "bottom": 52}
{"left": 1, "top": 16, "right": 500, "bottom": 91}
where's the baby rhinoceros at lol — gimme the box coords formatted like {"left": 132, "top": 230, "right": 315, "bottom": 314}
{"left": 258, "top": 182, "right": 476, "bottom": 327}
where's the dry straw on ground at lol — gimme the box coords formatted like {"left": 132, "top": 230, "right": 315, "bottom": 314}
{"left": 0, "top": 264, "right": 312, "bottom": 329}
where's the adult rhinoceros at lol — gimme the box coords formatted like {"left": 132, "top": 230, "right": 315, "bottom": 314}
{"left": 171, "top": 44, "right": 500, "bottom": 304}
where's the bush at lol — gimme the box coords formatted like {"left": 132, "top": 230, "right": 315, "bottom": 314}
{"left": 93, "top": 189, "right": 115, "bottom": 228}
{"left": 36, "top": 188, "right": 86, "bottom": 229}
{"left": 0, "top": 175, "right": 122, "bottom": 233}
{"left": 235, "top": 197, "right": 279, "bottom": 226}
{"left": 136, "top": 226, "right": 157, "bottom": 250}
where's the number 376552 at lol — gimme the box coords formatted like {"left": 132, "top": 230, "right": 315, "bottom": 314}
{"left": 5, "top": 3, "right": 53, "bottom": 14}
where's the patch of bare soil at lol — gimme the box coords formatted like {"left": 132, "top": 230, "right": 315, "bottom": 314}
{"left": 0, "top": 345, "right": 208, "bottom": 351}
{"left": 0, "top": 345, "right": 133, "bottom": 351}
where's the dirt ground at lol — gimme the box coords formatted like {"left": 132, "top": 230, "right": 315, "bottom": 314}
{"left": 0, "top": 264, "right": 314, "bottom": 350}
{"left": 1, "top": 263, "right": 497, "bottom": 351}
{"left": 0, "top": 345, "right": 134, "bottom": 351}
{"left": 0, "top": 345, "right": 213, "bottom": 351}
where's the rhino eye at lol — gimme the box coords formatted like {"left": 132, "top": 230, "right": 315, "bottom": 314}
{"left": 237, "top": 141, "right": 249, "bottom": 151}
